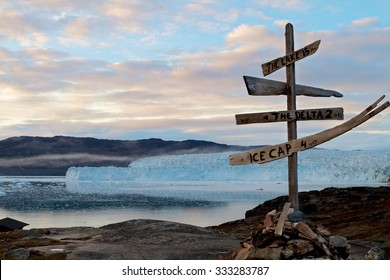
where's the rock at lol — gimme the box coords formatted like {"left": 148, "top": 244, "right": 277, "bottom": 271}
{"left": 251, "top": 231, "right": 276, "bottom": 248}
{"left": 5, "top": 248, "right": 30, "bottom": 260}
{"left": 235, "top": 243, "right": 252, "bottom": 260}
{"left": 248, "top": 247, "right": 282, "bottom": 260}
{"left": 329, "top": 235, "right": 348, "bottom": 248}
{"left": 286, "top": 239, "right": 315, "bottom": 257}
{"left": 225, "top": 208, "right": 353, "bottom": 259}
{"left": 295, "top": 222, "right": 334, "bottom": 259}
{"left": 288, "top": 211, "right": 308, "bottom": 222}
{"left": 244, "top": 187, "right": 390, "bottom": 245}
{"left": 329, "top": 235, "right": 350, "bottom": 259}
{"left": 250, "top": 224, "right": 264, "bottom": 237}
{"left": 214, "top": 187, "right": 389, "bottom": 260}
{"left": 232, "top": 208, "right": 340, "bottom": 259}
{"left": 281, "top": 248, "right": 294, "bottom": 259}
{"left": 0, "top": 219, "right": 241, "bottom": 260}
{"left": 294, "top": 222, "right": 318, "bottom": 240}
{"left": 365, "top": 246, "right": 385, "bottom": 260}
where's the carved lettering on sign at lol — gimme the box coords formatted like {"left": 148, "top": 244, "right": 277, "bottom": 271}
{"left": 235, "top": 108, "right": 344, "bottom": 125}
{"left": 261, "top": 40, "right": 321, "bottom": 76}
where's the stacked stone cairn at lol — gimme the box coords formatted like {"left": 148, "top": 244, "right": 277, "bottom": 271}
{"left": 233, "top": 202, "right": 351, "bottom": 260}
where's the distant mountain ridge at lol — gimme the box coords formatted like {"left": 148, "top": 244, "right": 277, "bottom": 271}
{"left": 0, "top": 136, "right": 257, "bottom": 176}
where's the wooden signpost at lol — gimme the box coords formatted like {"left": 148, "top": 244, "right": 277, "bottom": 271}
{"left": 229, "top": 23, "right": 389, "bottom": 210}
{"left": 261, "top": 40, "right": 321, "bottom": 76}
{"left": 236, "top": 107, "right": 344, "bottom": 125}
{"left": 243, "top": 76, "right": 343, "bottom": 98}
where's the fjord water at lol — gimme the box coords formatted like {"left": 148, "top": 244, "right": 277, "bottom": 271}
{"left": 0, "top": 177, "right": 286, "bottom": 228}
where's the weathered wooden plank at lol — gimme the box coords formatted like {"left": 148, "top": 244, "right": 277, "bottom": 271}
{"left": 261, "top": 40, "right": 321, "bottom": 76}
{"left": 244, "top": 76, "right": 343, "bottom": 98}
{"left": 236, "top": 107, "right": 344, "bottom": 125}
{"left": 229, "top": 96, "right": 389, "bottom": 165}
{"left": 275, "top": 202, "right": 291, "bottom": 236}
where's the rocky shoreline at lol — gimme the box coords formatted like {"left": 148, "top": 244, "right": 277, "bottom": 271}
{"left": 1, "top": 186, "right": 389, "bottom": 260}
{"left": 211, "top": 186, "right": 390, "bottom": 260}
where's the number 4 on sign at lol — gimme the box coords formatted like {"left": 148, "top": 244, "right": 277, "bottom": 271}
{"left": 300, "top": 139, "right": 316, "bottom": 149}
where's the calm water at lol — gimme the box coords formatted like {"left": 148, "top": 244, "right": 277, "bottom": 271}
{"left": 0, "top": 177, "right": 285, "bottom": 228}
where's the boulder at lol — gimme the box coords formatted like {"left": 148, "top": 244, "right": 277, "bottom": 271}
{"left": 4, "top": 248, "right": 30, "bottom": 260}
{"left": 365, "top": 246, "right": 385, "bottom": 260}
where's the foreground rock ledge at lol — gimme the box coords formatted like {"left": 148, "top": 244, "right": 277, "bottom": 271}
{"left": 0, "top": 219, "right": 239, "bottom": 260}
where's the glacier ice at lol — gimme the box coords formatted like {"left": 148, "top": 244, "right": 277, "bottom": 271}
{"left": 65, "top": 149, "right": 390, "bottom": 199}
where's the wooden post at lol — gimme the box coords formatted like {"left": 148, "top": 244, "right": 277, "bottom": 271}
{"left": 285, "top": 23, "right": 299, "bottom": 211}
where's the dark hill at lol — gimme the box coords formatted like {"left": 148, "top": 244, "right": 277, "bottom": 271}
{"left": 0, "top": 136, "right": 256, "bottom": 176}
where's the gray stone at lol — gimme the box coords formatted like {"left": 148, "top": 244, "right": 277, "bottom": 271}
{"left": 288, "top": 211, "right": 308, "bottom": 222}
{"left": 329, "top": 236, "right": 350, "bottom": 259}
{"left": 1, "top": 219, "right": 241, "bottom": 260}
{"left": 286, "top": 239, "right": 315, "bottom": 256}
{"left": 365, "top": 246, "right": 385, "bottom": 260}
{"left": 68, "top": 219, "right": 241, "bottom": 259}
{"left": 5, "top": 248, "right": 30, "bottom": 260}
{"left": 281, "top": 248, "right": 294, "bottom": 259}
{"left": 329, "top": 235, "right": 348, "bottom": 248}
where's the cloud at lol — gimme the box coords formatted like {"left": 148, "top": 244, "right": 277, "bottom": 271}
{"left": 0, "top": 2, "right": 388, "bottom": 150}
{"left": 297, "top": 25, "right": 390, "bottom": 98}
{"left": 273, "top": 20, "right": 291, "bottom": 28}
{"left": 0, "top": 0, "right": 168, "bottom": 50}
{"left": 60, "top": 17, "right": 93, "bottom": 46}
{"left": 226, "top": 24, "right": 281, "bottom": 51}
{"left": 173, "top": 2, "right": 240, "bottom": 34}
{"left": 0, "top": 8, "right": 49, "bottom": 47}
{"left": 350, "top": 17, "right": 379, "bottom": 28}
{"left": 100, "top": 0, "right": 159, "bottom": 33}
{"left": 0, "top": 153, "right": 132, "bottom": 167}
{"left": 256, "top": 0, "right": 305, "bottom": 10}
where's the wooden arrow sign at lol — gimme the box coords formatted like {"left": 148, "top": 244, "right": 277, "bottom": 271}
{"left": 236, "top": 107, "right": 344, "bottom": 125}
{"left": 261, "top": 40, "right": 321, "bottom": 76}
{"left": 230, "top": 95, "right": 389, "bottom": 165}
{"left": 244, "top": 76, "right": 343, "bottom": 98}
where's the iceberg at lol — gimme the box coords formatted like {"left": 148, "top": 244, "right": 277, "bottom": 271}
{"left": 66, "top": 149, "right": 389, "bottom": 200}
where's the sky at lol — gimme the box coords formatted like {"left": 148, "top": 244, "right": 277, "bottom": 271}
{"left": 0, "top": 0, "right": 389, "bottom": 151}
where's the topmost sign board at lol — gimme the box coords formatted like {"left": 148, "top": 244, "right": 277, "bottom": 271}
{"left": 261, "top": 40, "right": 321, "bottom": 76}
